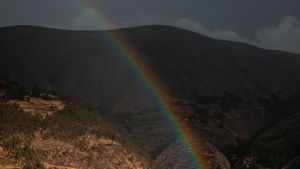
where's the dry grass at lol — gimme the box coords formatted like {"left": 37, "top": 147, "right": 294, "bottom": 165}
{"left": 1, "top": 91, "right": 158, "bottom": 168}
{"left": 30, "top": 131, "right": 149, "bottom": 169}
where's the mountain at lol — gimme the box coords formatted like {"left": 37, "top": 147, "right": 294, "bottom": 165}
{"left": 1, "top": 25, "right": 300, "bottom": 168}
{"left": 0, "top": 79, "right": 162, "bottom": 169}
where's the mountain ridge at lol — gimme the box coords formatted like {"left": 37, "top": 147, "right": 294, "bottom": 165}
{"left": 1, "top": 25, "right": 300, "bottom": 168}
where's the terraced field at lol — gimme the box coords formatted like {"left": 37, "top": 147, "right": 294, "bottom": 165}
{"left": 8, "top": 94, "right": 64, "bottom": 118}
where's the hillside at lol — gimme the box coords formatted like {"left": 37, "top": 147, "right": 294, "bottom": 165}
{"left": 0, "top": 79, "right": 163, "bottom": 169}
{"left": 1, "top": 25, "right": 300, "bottom": 168}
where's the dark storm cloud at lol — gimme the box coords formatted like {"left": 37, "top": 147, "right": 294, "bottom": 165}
{"left": 0, "top": 0, "right": 79, "bottom": 27}
{"left": 1, "top": 0, "right": 300, "bottom": 54}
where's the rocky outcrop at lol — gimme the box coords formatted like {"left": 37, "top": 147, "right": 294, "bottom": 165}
{"left": 155, "top": 140, "right": 194, "bottom": 169}
{"left": 200, "top": 141, "right": 231, "bottom": 169}
{"left": 156, "top": 139, "right": 230, "bottom": 169}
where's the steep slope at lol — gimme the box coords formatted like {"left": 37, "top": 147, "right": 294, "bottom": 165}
{"left": 219, "top": 126, "right": 300, "bottom": 168}
{"left": 1, "top": 25, "right": 300, "bottom": 168}
{"left": 0, "top": 80, "right": 162, "bottom": 169}
{"left": 156, "top": 139, "right": 230, "bottom": 169}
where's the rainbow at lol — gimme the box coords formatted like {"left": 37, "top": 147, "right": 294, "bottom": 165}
{"left": 73, "top": 1, "right": 206, "bottom": 168}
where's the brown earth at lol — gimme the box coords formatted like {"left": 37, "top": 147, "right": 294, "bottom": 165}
{"left": 29, "top": 131, "right": 148, "bottom": 169}
{"left": 0, "top": 148, "right": 22, "bottom": 168}
{"left": 1, "top": 131, "right": 152, "bottom": 169}
{"left": 8, "top": 94, "right": 64, "bottom": 118}
{"left": 0, "top": 93, "right": 157, "bottom": 169}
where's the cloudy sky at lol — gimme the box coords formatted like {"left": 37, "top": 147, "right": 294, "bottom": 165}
{"left": 1, "top": 0, "right": 300, "bottom": 54}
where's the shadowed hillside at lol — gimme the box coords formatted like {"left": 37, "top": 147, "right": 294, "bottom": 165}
{"left": 1, "top": 25, "right": 300, "bottom": 168}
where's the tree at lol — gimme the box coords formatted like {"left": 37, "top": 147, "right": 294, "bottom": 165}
{"left": 31, "top": 85, "right": 40, "bottom": 97}
{"left": 17, "top": 90, "right": 24, "bottom": 101}
{"left": 2, "top": 94, "right": 10, "bottom": 102}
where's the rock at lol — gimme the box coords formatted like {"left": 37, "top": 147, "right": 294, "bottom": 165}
{"left": 201, "top": 141, "right": 231, "bottom": 169}
{"left": 155, "top": 139, "right": 194, "bottom": 169}
{"left": 156, "top": 139, "right": 230, "bottom": 169}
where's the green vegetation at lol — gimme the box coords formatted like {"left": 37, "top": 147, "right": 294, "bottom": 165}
{"left": 0, "top": 79, "right": 164, "bottom": 169}
{"left": 0, "top": 103, "right": 35, "bottom": 136}
{"left": 117, "top": 116, "right": 172, "bottom": 159}
{"left": 191, "top": 106, "right": 209, "bottom": 116}
{"left": 218, "top": 126, "right": 300, "bottom": 169}
{"left": 2, "top": 136, "right": 44, "bottom": 169}
{"left": 0, "top": 80, "right": 54, "bottom": 101}
{"left": 108, "top": 108, "right": 172, "bottom": 160}
{"left": 200, "top": 128, "right": 228, "bottom": 138}
{"left": 31, "top": 85, "right": 40, "bottom": 97}
{"left": 121, "top": 136, "right": 165, "bottom": 169}
{"left": 41, "top": 93, "right": 52, "bottom": 100}
{"left": 0, "top": 81, "right": 28, "bottom": 101}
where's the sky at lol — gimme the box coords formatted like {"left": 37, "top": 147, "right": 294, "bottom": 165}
{"left": 1, "top": 0, "right": 300, "bottom": 54}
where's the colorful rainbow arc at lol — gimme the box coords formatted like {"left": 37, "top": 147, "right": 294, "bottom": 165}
{"left": 73, "top": 1, "right": 204, "bottom": 168}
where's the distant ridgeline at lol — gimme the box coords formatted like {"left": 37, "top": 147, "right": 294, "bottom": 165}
{"left": 0, "top": 79, "right": 163, "bottom": 169}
